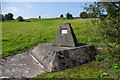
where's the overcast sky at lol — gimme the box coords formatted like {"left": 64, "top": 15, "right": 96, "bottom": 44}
{"left": 1, "top": 1, "right": 96, "bottom": 19}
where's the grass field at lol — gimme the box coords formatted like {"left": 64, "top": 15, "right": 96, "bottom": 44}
{"left": 2, "top": 18, "right": 119, "bottom": 79}
{"left": 2, "top": 18, "right": 102, "bottom": 58}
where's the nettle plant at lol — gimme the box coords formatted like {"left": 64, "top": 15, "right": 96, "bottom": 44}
{"left": 95, "top": 70, "right": 108, "bottom": 79}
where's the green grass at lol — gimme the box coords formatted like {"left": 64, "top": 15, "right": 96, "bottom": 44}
{"left": 36, "top": 62, "right": 107, "bottom": 78}
{"left": 2, "top": 18, "right": 102, "bottom": 58}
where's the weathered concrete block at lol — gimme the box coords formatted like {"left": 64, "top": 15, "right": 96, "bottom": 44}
{"left": 31, "top": 43, "right": 98, "bottom": 72}
{"left": 53, "top": 23, "right": 78, "bottom": 47}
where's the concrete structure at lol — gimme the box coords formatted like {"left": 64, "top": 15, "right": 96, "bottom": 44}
{"left": 31, "top": 23, "right": 98, "bottom": 72}
{"left": 31, "top": 43, "right": 97, "bottom": 72}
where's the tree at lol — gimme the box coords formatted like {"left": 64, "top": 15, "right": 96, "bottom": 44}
{"left": 0, "top": 14, "right": 2, "bottom": 21}
{"left": 85, "top": 2, "right": 120, "bottom": 56}
{"left": 87, "top": 13, "right": 95, "bottom": 18}
{"left": 80, "top": 12, "right": 88, "bottom": 18}
{"left": 0, "top": 14, "right": 1, "bottom": 21}
{"left": 5, "top": 13, "right": 14, "bottom": 20}
{"left": 17, "top": 16, "right": 24, "bottom": 22}
{"left": 2, "top": 15, "right": 5, "bottom": 21}
{"left": 60, "top": 14, "right": 64, "bottom": 18}
{"left": 39, "top": 16, "right": 41, "bottom": 19}
{"left": 84, "top": 3, "right": 102, "bottom": 18}
{"left": 0, "top": 14, "right": 5, "bottom": 21}
{"left": 66, "top": 13, "right": 73, "bottom": 19}
{"left": 66, "top": 13, "right": 70, "bottom": 19}
{"left": 69, "top": 14, "right": 73, "bottom": 18}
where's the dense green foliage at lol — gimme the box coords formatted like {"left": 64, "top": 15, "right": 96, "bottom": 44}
{"left": 66, "top": 13, "right": 73, "bottom": 19}
{"left": 0, "top": 14, "right": 2, "bottom": 21}
{"left": 60, "top": 14, "right": 64, "bottom": 18}
{"left": 0, "top": 14, "right": 5, "bottom": 21}
{"left": 83, "top": 2, "right": 120, "bottom": 79}
{"left": 85, "top": 2, "right": 120, "bottom": 57}
{"left": 80, "top": 12, "right": 88, "bottom": 18}
{"left": 87, "top": 13, "right": 95, "bottom": 18}
{"left": 2, "top": 15, "right": 5, "bottom": 21}
{"left": 5, "top": 13, "right": 14, "bottom": 20}
{"left": 17, "top": 16, "right": 24, "bottom": 22}
{"left": 39, "top": 16, "right": 41, "bottom": 19}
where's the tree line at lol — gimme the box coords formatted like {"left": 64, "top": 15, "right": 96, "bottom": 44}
{"left": 60, "top": 12, "right": 97, "bottom": 19}
{"left": 0, "top": 11, "right": 98, "bottom": 22}
{"left": 0, "top": 13, "right": 24, "bottom": 22}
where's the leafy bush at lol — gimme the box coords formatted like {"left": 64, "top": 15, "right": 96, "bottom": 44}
{"left": 85, "top": 2, "right": 120, "bottom": 57}
{"left": 2, "top": 15, "right": 5, "bottom": 21}
{"left": 17, "top": 16, "right": 24, "bottom": 22}
{"left": 66, "top": 13, "right": 73, "bottom": 19}
{"left": 0, "top": 14, "right": 5, "bottom": 21}
{"left": 39, "top": 16, "right": 41, "bottom": 19}
{"left": 87, "top": 13, "right": 97, "bottom": 18}
{"left": 80, "top": 12, "right": 88, "bottom": 19}
{"left": 85, "top": 3, "right": 120, "bottom": 79}
{"left": 60, "top": 14, "right": 64, "bottom": 18}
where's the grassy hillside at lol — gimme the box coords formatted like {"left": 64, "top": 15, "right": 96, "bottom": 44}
{"left": 2, "top": 18, "right": 101, "bottom": 58}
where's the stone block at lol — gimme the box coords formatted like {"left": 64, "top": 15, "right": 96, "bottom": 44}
{"left": 31, "top": 43, "right": 98, "bottom": 72}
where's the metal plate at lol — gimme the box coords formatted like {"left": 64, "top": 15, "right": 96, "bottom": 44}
{"left": 62, "top": 30, "right": 67, "bottom": 34}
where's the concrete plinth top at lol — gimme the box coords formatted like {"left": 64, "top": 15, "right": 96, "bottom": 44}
{"left": 34, "top": 43, "right": 89, "bottom": 52}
